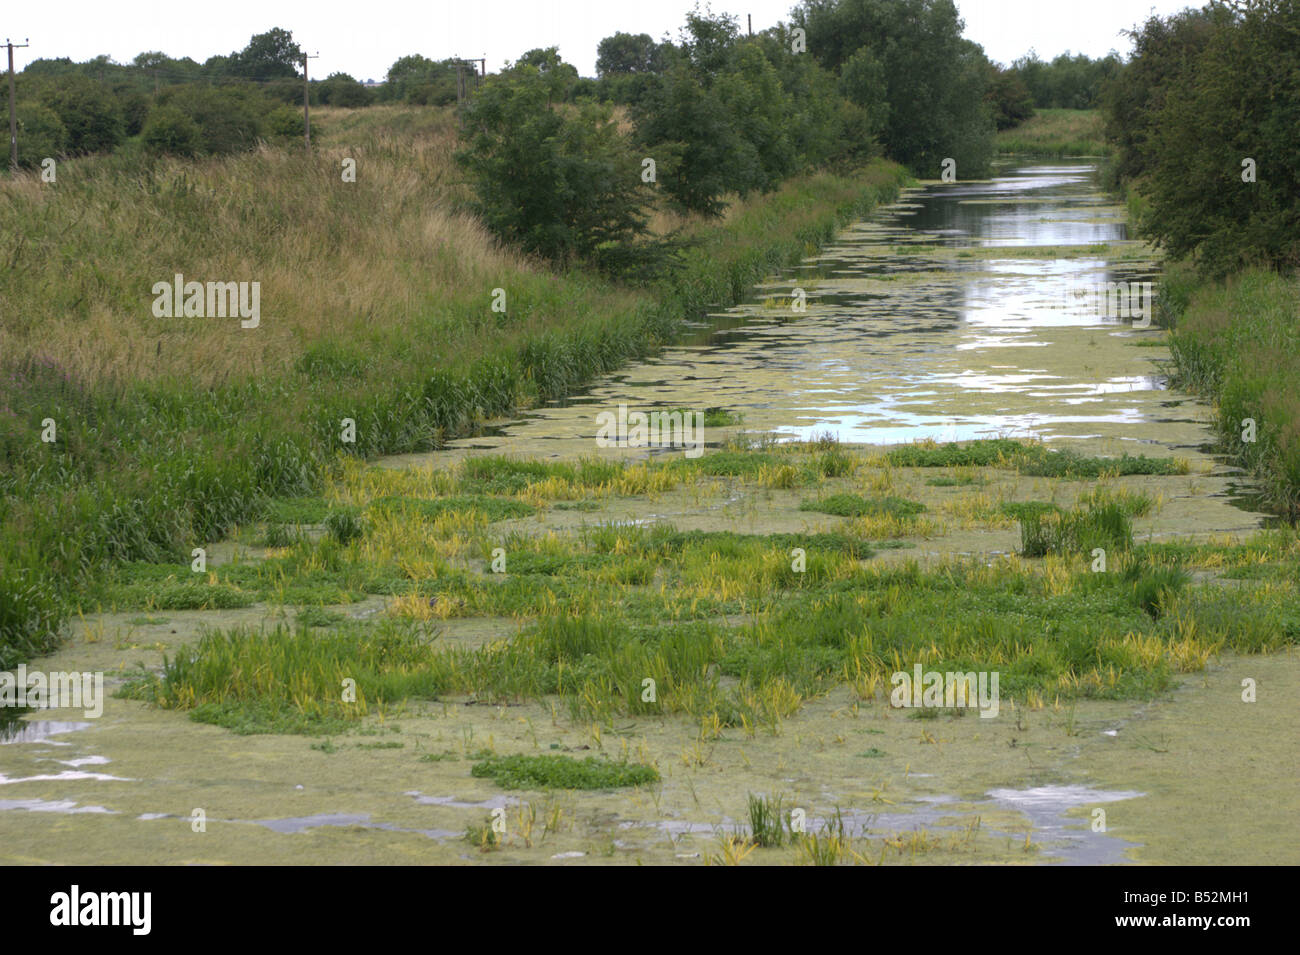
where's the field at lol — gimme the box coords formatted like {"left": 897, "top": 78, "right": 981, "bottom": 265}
{"left": 996, "top": 109, "right": 1109, "bottom": 157}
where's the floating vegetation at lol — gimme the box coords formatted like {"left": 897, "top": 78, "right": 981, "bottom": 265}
{"left": 469, "top": 754, "right": 659, "bottom": 790}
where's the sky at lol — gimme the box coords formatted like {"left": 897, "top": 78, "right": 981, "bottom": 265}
{"left": 4, "top": 0, "right": 1198, "bottom": 81}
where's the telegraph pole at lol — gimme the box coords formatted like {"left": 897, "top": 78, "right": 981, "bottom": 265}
{"left": 300, "top": 50, "right": 318, "bottom": 149}
{"left": 6, "top": 37, "right": 29, "bottom": 172}
{"left": 453, "top": 57, "right": 486, "bottom": 106}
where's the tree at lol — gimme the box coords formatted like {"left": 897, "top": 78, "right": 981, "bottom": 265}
{"left": 596, "top": 32, "right": 666, "bottom": 76}
{"left": 514, "top": 48, "right": 579, "bottom": 101}
{"left": 229, "top": 28, "right": 301, "bottom": 80}
{"left": 792, "top": 0, "right": 995, "bottom": 176}
{"left": 39, "top": 76, "right": 126, "bottom": 154}
{"left": 1111, "top": 2, "right": 1300, "bottom": 276}
{"left": 985, "top": 64, "right": 1034, "bottom": 129}
{"left": 457, "top": 53, "right": 650, "bottom": 265}
{"left": 598, "top": 32, "right": 660, "bottom": 75}
{"left": 319, "top": 73, "right": 372, "bottom": 107}
{"left": 679, "top": 5, "right": 741, "bottom": 78}
{"left": 631, "top": 64, "right": 743, "bottom": 216}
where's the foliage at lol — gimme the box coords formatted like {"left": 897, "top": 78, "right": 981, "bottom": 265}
{"left": 457, "top": 51, "right": 651, "bottom": 265}
{"left": 470, "top": 754, "right": 660, "bottom": 790}
{"left": 38, "top": 76, "right": 126, "bottom": 154}
{"left": 1106, "top": 2, "right": 1300, "bottom": 277}
{"left": 141, "top": 105, "right": 202, "bottom": 157}
{"left": 792, "top": 0, "right": 996, "bottom": 176}
{"left": 1011, "top": 50, "right": 1122, "bottom": 109}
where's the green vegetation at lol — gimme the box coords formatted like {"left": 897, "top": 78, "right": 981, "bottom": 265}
{"left": 799, "top": 494, "right": 925, "bottom": 519}
{"left": 791, "top": 0, "right": 995, "bottom": 176}
{"left": 995, "top": 108, "right": 1108, "bottom": 156}
{"left": 0, "top": 105, "right": 908, "bottom": 670}
{"left": 113, "top": 443, "right": 1300, "bottom": 737}
{"left": 746, "top": 793, "right": 787, "bottom": 848}
{"left": 1098, "top": 2, "right": 1300, "bottom": 514}
{"left": 470, "top": 753, "right": 659, "bottom": 790}
{"left": 1161, "top": 266, "right": 1300, "bottom": 519}
{"left": 457, "top": 50, "right": 651, "bottom": 267}
{"left": 885, "top": 439, "right": 1185, "bottom": 478}
{"left": 1019, "top": 500, "right": 1132, "bottom": 558}
{"left": 1104, "top": 3, "right": 1299, "bottom": 278}
{"left": 1010, "top": 52, "right": 1121, "bottom": 110}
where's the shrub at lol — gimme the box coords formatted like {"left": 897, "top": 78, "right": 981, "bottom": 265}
{"left": 39, "top": 76, "right": 125, "bottom": 154}
{"left": 457, "top": 50, "right": 651, "bottom": 265}
{"left": 142, "top": 106, "right": 202, "bottom": 157}
{"left": 319, "top": 73, "right": 372, "bottom": 107}
{"left": 264, "top": 105, "right": 304, "bottom": 139}
{"left": 156, "top": 84, "right": 265, "bottom": 155}
{"left": 323, "top": 507, "right": 367, "bottom": 545}
{"left": 14, "top": 103, "right": 68, "bottom": 167}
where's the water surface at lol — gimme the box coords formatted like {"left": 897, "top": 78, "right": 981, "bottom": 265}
{"left": 389, "top": 161, "right": 1209, "bottom": 467}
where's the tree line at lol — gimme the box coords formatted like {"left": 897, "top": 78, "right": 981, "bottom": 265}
{"left": 460, "top": 1, "right": 1014, "bottom": 273}
{"left": 6, "top": 27, "right": 482, "bottom": 164}
{"left": 1102, "top": 0, "right": 1300, "bottom": 277}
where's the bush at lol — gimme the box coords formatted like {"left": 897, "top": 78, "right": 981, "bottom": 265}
{"left": 264, "top": 105, "right": 304, "bottom": 138}
{"left": 39, "top": 76, "right": 125, "bottom": 154}
{"left": 156, "top": 84, "right": 266, "bottom": 155}
{"left": 457, "top": 50, "right": 651, "bottom": 265}
{"left": 1019, "top": 501, "right": 1132, "bottom": 558}
{"left": 13, "top": 103, "right": 68, "bottom": 168}
{"left": 323, "top": 507, "right": 366, "bottom": 545}
{"left": 319, "top": 73, "right": 372, "bottom": 107}
{"left": 142, "top": 105, "right": 202, "bottom": 157}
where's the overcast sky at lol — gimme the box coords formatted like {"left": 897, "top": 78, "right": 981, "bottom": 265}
{"left": 5, "top": 0, "right": 1197, "bottom": 81}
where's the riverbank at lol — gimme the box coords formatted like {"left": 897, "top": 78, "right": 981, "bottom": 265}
{"left": 1158, "top": 264, "right": 1300, "bottom": 521}
{"left": 0, "top": 106, "right": 911, "bottom": 668}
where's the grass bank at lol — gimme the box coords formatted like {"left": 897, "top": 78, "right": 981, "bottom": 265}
{"left": 996, "top": 109, "right": 1108, "bottom": 157}
{"left": 1159, "top": 264, "right": 1300, "bottom": 520}
{"left": 0, "top": 104, "right": 911, "bottom": 668}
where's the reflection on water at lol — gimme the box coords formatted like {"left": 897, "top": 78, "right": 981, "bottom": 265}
{"left": 0, "top": 720, "right": 92, "bottom": 746}
{"left": 987, "top": 784, "right": 1145, "bottom": 866}
{"left": 389, "top": 162, "right": 1210, "bottom": 464}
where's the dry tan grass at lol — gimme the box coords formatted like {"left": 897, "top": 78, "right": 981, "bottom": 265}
{"left": 0, "top": 107, "right": 544, "bottom": 388}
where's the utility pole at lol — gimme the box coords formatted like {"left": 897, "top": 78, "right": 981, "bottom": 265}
{"left": 6, "top": 38, "right": 29, "bottom": 172}
{"left": 300, "top": 50, "right": 318, "bottom": 149}
{"left": 748, "top": 15, "right": 753, "bottom": 36}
